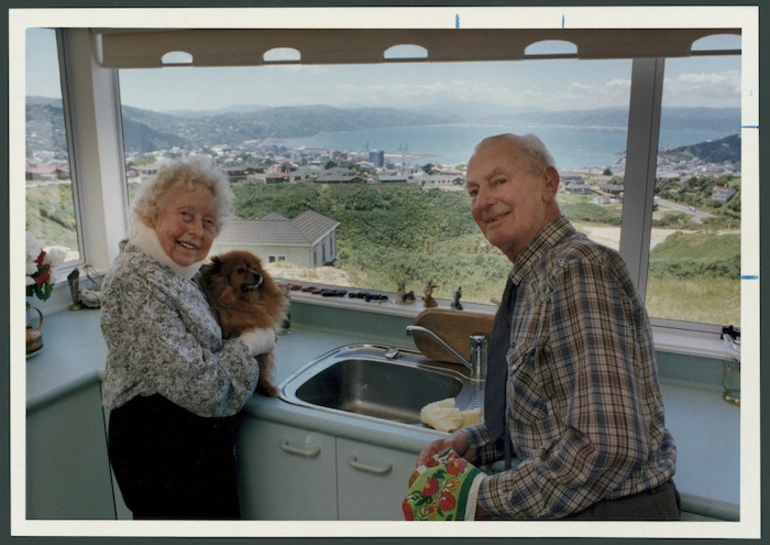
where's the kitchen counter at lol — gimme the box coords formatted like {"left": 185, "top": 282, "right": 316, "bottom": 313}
{"left": 22, "top": 302, "right": 741, "bottom": 521}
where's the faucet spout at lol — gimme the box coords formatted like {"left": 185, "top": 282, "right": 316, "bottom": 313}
{"left": 406, "top": 325, "right": 487, "bottom": 382}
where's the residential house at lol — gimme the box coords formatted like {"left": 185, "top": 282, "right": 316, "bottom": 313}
{"left": 377, "top": 174, "right": 409, "bottom": 184}
{"left": 212, "top": 210, "right": 341, "bottom": 267}
{"left": 314, "top": 173, "right": 365, "bottom": 184}
{"left": 265, "top": 172, "right": 291, "bottom": 183}
{"left": 416, "top": 174, "right": 464, "bottom": 188}
{"left": 711, "top": 185, "right": 737, "bottom": 202}
{"left": 25, "top": 165, "right": 59, "bottom": 181}
{"left": 225, "top": 167, "right": 249, "bottom": 182}
{"left": 561, "top": 174, "right": 592, "bottom": 194}
{"left": 600, "top": 183, "right": 625, "bottom": 196}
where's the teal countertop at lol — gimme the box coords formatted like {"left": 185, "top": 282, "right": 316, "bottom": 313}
{"left": 23, "top": 302, "right": 741, "bottom": 520}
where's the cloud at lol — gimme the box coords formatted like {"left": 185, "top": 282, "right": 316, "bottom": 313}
{"left": 326, "top": 70, "right": 740, "bottom": 111}
{"left": 334, "top": 79, "right": 528, "bottom": 107}
{"left": 334, "top": 76, "right": 633, "bottom": 110}
{"left": 662, "top": 70, "right": 741, "bottom": 103}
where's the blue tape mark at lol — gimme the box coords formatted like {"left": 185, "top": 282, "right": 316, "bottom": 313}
{"left": 741, "top": 275, "right": 759, "bottom": 280}
{"left": 455, "top": 14, "right": 460, "bottom": 29}
{"left": 741, "top": 125, "right": 759, "bottom": 129}
{"left": 562, "top": 14, "right": 565, "bottom": 28}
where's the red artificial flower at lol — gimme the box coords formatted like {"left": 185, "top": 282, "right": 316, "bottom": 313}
{"left": 425, "top": 457, "right": 440, "bottom": 468}
{"left": 34, "top": 271, "right": 50, "bottom": 285}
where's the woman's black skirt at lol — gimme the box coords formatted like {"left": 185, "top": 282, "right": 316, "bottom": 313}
{"left": 107, "top": 393, "right": 242, "bottom": 520}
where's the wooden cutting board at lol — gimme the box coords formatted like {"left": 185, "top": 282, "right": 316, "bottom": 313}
{"left": 412, "top": 309, "right": 494, "bottom": 364}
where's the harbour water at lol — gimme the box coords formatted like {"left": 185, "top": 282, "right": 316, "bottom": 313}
{"left": 282, "top": 123, "right": 735, "bottom": 171}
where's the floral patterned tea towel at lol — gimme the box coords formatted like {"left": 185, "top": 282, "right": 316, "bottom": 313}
{"left": 402, "top": 448, "right": 485, "bottom": 521}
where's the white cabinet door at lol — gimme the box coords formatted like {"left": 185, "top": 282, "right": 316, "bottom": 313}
{"left": 27, "top": 381, "right": 116, "bottom": 520}
{"left": 238, "top": 418, "right": 338, "bottom": 520}
{"left": 336, "top": 437, "right": 417, "bottom": 520}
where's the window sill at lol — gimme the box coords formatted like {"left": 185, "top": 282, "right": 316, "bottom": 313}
{"left": 650, "top": 322, "right": 725, "bottom": 361}
{"left": 36, "top": 275, "right": 726, "bottom": 362}
{"left": 287, "top": 285, "right": 728, "bottom": 361}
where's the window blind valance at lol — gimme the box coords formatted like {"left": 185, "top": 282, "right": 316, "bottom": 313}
{"left": 95, "top": 28, "right": 740, "bottom": 68}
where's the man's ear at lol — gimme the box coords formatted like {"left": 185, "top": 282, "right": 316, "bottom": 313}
{"left": 543, "top": 166, "right": 560, "bottom": 201}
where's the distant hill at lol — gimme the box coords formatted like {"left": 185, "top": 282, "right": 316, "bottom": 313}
{"left": 26, "top": 103, "right": 69, "bottom": 155}
{"left": 488, "top": 106, "right": 740, "bottom": 133}
{"left": 24, "top": 97, "right": 741, "bottom": 160}
{"left": 119, "top": 104, "right": 453, "bottom": 152}
{"left": 659, "top": 133, "right": 740, "bottom": 165}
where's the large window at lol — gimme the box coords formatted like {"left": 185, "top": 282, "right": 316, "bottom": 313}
{"left": 119, "top": 57, "right": 635, "bottom": 306}
{"left": 647, "top": 36, "right": 741, "bottom": 326}
{"left": 24, "top": 28, "right": 82, "bottom": 264}
{"left": 115, "top": 41, "right": 739, "bottom": 327}
{"left": 22, "top": 23, "right": 742, "bottom": 330}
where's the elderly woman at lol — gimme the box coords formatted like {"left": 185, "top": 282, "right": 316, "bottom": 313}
{"left": 100, "top": 158, "right": 275, "bottom": 520}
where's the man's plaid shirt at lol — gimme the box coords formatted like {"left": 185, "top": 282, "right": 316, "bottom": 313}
{"left": 464, "top": 215, "right": 677, "bottom": 519}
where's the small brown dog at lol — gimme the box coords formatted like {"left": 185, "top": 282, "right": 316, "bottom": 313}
{"left": 198, "top": 250, "right": 289, "bottom": 396}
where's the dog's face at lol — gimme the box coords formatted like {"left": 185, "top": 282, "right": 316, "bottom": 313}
{"left": 227, "top": 258, "right": 264, "bottom": 294}
{"left": 204, "top": 251, "right": 266, "bottom": 295}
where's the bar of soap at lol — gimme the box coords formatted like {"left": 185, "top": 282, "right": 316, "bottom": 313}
{"left": 420, "top": 398, "right": 483, "bottom": 432}
{"left": 461, "top": 408, "right": 483, "bottom": 427}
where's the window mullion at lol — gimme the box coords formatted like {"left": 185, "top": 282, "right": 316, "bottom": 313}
{"left": 619, "top": 57, "right": 665, "bottom": 299}
{"left": 54, "top": 30, "right": 87, "bottom": 268}
{"left": 60, "top": 29, "right": 129, "bottom": 270}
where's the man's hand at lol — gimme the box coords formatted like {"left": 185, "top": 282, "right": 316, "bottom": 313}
{"left": 416, "top": 430, "right": 471, "bottom": 466}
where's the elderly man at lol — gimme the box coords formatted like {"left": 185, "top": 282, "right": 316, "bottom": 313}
{"left": 416, "top": 133, "right": 679, "bottom": 520}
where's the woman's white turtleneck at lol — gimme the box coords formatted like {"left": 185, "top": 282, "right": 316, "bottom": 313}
{"left": 130, "top": 221, "right": 207, "bottom": 281}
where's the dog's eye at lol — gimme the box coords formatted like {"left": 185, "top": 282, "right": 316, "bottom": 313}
{"left": 236, "top": 267, "right": 246, "bottom": 274}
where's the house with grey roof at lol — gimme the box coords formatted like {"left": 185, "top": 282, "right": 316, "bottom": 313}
{"left": 314, "top": 173, "right": 365, "bottom": 184}
{"left": 711, "top": 185, "right": 737, "bottom": 202}
{"left": 561, "top": 174, "right": 593, "bottom": 194}
{"left": 211, "top": 210, "right": 341, "bottom": 267}
{"left": 416, "top": 174, "right": 464, "bottom": 187}
{"left": 377, "top": 174, "right": 409, "bottom": 184}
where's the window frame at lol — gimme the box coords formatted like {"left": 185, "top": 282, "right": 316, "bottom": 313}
{"left": 57, "top": 26, "right": 743, "bottom": 359}
{"left": 54, "top": 29, "right": 87, "bottom": 270}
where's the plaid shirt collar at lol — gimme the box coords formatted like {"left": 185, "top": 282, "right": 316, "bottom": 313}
{"left": 508, "top": 215, "right": 576, "bottom": 286}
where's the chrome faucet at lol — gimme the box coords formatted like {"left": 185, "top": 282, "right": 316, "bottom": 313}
{"left": 406, "top": 325, "right": 487, "bottom": 382}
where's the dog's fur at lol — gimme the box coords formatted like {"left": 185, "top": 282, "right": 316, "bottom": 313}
{"left": 198, "top": 250, "right": 289, "bottom": 397}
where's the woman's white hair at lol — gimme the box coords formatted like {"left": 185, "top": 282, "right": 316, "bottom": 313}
{"left": 129, "top": 157, "right": 233, "bottom": 241}
{"left": 473, "top": 133, "right": 557, "bottom": 174}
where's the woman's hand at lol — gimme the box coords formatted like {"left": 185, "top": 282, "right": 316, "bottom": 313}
{"left": 238, "top": 328, "right": 277, "bottom": 356}
{"left": 416, "top": 430, "right": 472, "bottom": 466}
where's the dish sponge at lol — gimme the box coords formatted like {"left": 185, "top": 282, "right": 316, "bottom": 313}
{"left": 420, "top": 398, "right": 483, "bottom": 432}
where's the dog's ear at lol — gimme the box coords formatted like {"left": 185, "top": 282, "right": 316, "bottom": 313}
{"left": 199, "top": 255, "right": 223, "bottom": 279}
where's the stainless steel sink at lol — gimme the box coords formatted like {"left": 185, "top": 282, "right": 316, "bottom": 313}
{"left": 279, "top": 343, "right": 482, "bottom": 430}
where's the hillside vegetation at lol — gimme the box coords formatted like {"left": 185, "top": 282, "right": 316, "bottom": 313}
{"left": 229, "top": 183, "right": 740, "bottom": 322}
{"left": 661, "top": 133, "right": 741, "bottom": 165}
{"left": 25, "top": 180, "right": 740, "bottom": 324}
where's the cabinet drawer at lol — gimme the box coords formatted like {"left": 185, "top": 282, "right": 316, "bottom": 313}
{"left": 336, "top": 437, "right": 416, "bottom": 520}
{"left": 238, "top": 418, "right": 337, "bottom": 520}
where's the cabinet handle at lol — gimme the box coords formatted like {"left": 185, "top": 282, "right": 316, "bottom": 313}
{"left": 279, "top": 440, "right": 321, "bottom": 458}
{"left": 348, "top": 455, "right": 393, "bottom": 475}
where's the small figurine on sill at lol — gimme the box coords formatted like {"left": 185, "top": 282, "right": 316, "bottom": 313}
{"left": 422, "top": 280, "right": 439, "bottom": 308}
{"left": 451, "top": 286, "right": 463, "bottom": 311}
{"left": 67, "top": 268, "right": 83, "bottom": 310}
{"left": 396, "top": 282, "right": 416, "bottom": 305}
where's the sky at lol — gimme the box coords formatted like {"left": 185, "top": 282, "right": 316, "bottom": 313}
{"left": 25, "top": 27, "right": 741, "bottom": 113}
